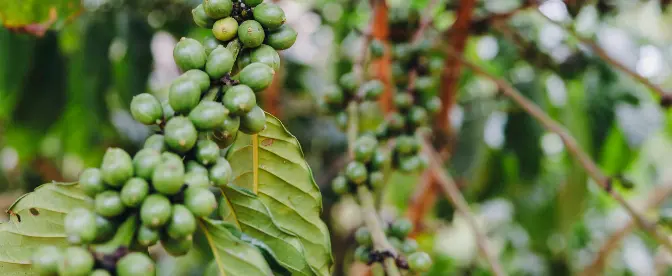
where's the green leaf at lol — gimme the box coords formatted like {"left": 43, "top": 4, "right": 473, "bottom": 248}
{"left": 0, "top": 182, "right": 90, "bottom": 275}
{"left": 0, "top": 0, "right": 81, "bottom": 35}
{"left": 198, "top": 218, "right": 273, "bottom": 276}
{"left": 221, "top": 185, "right": 313, "bottom": 275}
{"left": 226, "top": 113, "right": 333, "bottom": 275}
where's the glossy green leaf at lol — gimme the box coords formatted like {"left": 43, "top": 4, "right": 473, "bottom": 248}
{"left": 0, "top": 0, "right": 80, "bottom": 34}
{"left": 226, "top": 113, "right": 333, "bottom": 275}
{"left": 0, "top": 182, "right": 90, "bottom": 275}
{"left": 198, "top": 218, "right": 273, "bottom": 276}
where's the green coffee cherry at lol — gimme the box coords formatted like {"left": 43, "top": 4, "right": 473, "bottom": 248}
{"left": 182, "top": 69, "right": 211, "bottom": 92}
{"left": 141, "top": 194, "right": 172, "bottom": 228}
{"left": 203, "top": 35, "right": 221, "bottom": 55}
{"left": 79, "top": 168, "right": 106, "bottom": 197}
{"left": 236, "top": 49, "right": 253, "bottom": 71}
{"left": 368, "top": 171, "right": 385, "bottom": 189}
{"left": 391, "top": 63, "right": 407, "bottom": 85}
{"left": 424, "top": 96, "right": 442, "bottom": 115}
{"left": 193, "top": 4, "right": 215, "bottom": 28}
{"left": 400, "top": 238, "right": 418, "bottom": 254}
{"left": 161, "top": 152, "right": 184, "bottom": 165}
{"left": 265, "top": 25, "right": 297, "bottom": 50}
{"left": 242, "top": 0, "right": 263, "bottom": 7}
{"left": 395, "top": 136, "right": 416, "bottom": 156}
{"left": 64, "top": 208, "right": 97, "bottom": 244}
{"left": 121, "top": 178, "right": 150, "bottom": 207}
{"left": 393, "top": 93, "right": 413, "bottom": 110}
{"left": 408, "top": 106, "right": 428, "bottom": 127}
{"left": 94, "top": 215, "right": 115, "bottom": 243}
{"left": 164, "top": 116, "right": 198, "bottom": 153}
{"left": 354, "top": 246, "right": 371, "bottom": 263}
{"left": 369, "top": 39, "right": 385, "bottom": 58}
{"left": 101, "top": 148, "right": 134, "bottom": 187}
{"left": 195, "top": 140, "right": 220, "bottom": 166}
{"left": 206, "top": 46, "right": 235, "bottom": 79}
{"left": 152, "top": 160, "right": 186, "bottom": 195}
{"left": 393, "top": 43, "right": 412, "bottom": 63}
{"left": 223, "top": 85, "right": 257, "bottom": 115}
{"left": 335, "top": 111, "right": 348, "bottom": 130}
{"left": 353, "top": 135, "right": 377, "bottom": 163}
{"left": 345, "top": 161, "right": 367, "bottom": 185}
{"left": 323, "top": 86, "right": 344, "bottom": 105}
{"left": 169, "top": 79, "right": 201, "bottom": 114}
{"left": 162, "top": 100, "right": 175, "bottom": 121}
{"left": 204, "top": 0, "right": 233, "bottom": 19}
{"left": 212, "top": 17, "right": 239, "bottom": 42}
{"left": 91, "top": 269, "right": 112, "bottom": 276}
{"left": 184, "top": 187, "right": 218, "bottom": 217}
{"left": 390, "top": 218, "right": 413, "bottom": 238}
{"left": 399, "top": 155, "right": 422, "bottom": 173}
{"left": 58, "top": 247, "right": 94, "bottom": 276}
{"left": 130, "top": 93, "right": 163, "bottom": 125}
{"left": 362, "top": 79, "right": 384, "bottom": 101}
{"left": 408, "top": 252, "right": 432, "bottom": 272}
{"left": 32, "top": 246, "right": 61, "bottom": 276}
{"left": 167, "top": 204, "right": 197, "bottom": 239}
{"left": 250, "top": 44, "right": 281, "bottom": 71}
{"left": 375, "top": 122, "right": 389, "bottom": 139}
{"left": 214, "top": 114, "right": 240, "bottom": 141}
{"left": 253, "top": 3, "right": 286, "bottom": 30}
{"left": 239, "top": 105, "right": 266, "bottom": 134}
{"left": 387, "top": 112, "right": 405, "bottom": 132}
{"left": 186, "top": 160, "right": 209, "bottom": 175}
{"left": 355, "top": 227, "right": 372, "bottom": 246}
{"left": 161, "top": 235, "right": 193, "bottom": 257}
{"left": 370, "top": 149, "right": 389, "bottom": 170}
{"left": 205, "top": 261, "right": 219, "bottom": 276}
{"left": 95, "top": 191, "right": 126, "bottom": 218}
{"left": 116, "top": 252, "right": 155, "bottom": 276}
{"left": 173, "top": 38, "right": 206, "bottom": 71}
{"left": 415, "top": 76, "right": 437, "bottom": 96}
{"left": 339, "top": 72, "right": 358, "bottom": 92}
{"left": 137, "top": 225, "right": 160, "bottom": 247}
{"left": 239, "top": 62, "right": 275, "bottom": 92}
{"left": 132, "top": 148, "right": 161, "bottom": 180}
{"left": 209, "top": 157, "right": 232, "bottom": 187}
{"left": 331, "top": 175, "right": 349, "bottom": 195}
{"left": 238, "top": 20, "right": 265, "bottom": 48}
{"left": 184, "top": 171, "right": 211, "bottom": 188}
{"left": 189, "top": 101, "right": 228, "bottom": 130}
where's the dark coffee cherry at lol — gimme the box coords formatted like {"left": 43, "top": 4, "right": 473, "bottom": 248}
{"left": 94, "top": 215, "right": 115, "bottom": 243}
{"left": 239, "top": 105, "right": 266, "bottom": 134}
{"left": 202, "top": 35, "right": 221, "bottom": 55}
{"left": 32, "top": 246, "right": 61, "bottom": 275}
{"left": 131, "top": 93, "right": 163, "bottom": 125}
{"left": 195, "top": 140, "right": 220, "bottom": 166}
{"left": 253, "top": 3, "right": 286, "bottom": 30}
{"left": 167, "top": 204, "right": 197, "bottom": 239}
{"left": 137, "top": 225, "right": 160, "bottom": 247}
{"left": 64, "top": 208, "right": 97, "bottom": 244}
{"left": 79, "top": 168, "right": 106, "bottom": 197}
{"left": 355, "top": 227, "right": 372, "bottom": 246}
{"left": 212, "top": 17, "right": 239, "bottom": 42}
{"left": 161, "top": 235, "right": 193, "bottom": 257}
{"left": 184, "top": 187, "right": 217, "bottom": 217}
{"left": 173, "top": 38, "right": 206, "bottom": 71}
{"left": 362, "top": 79, "right": 384, "bottom": 101}
{"left": 370, "top": 149, "right": 389, "bottom": 170}
{"left": 169, "top": 79, "right": 201, "bottom": 114}
{"left": 345, "top": 161, "right": 368, "bottom": 185}
{"left": 331, "top": 175, "right": 349, "bottom": 195}
{"left": 242, "top": 0, "right": 263, "bottom": 7}
{"left": 193, "top": 4, "right": 215, "bottom": 28}
{"left": 369, "top": 39, "right": 385, "bottom": 58}
{"left": 184, "top": 171, "right": 210, "bottom": 188}
{"left": 250, "top": 44, "right": 281, "bottom": 71}
{"left": 189, "top": 101, "right": 228, "bottom": 130}
{"left": 408, "top": 106, "right": 429, "bottom": 127}
{"left": 206, "top": 46, "right": 235, "bottom": 79}
{"left": 116, "top": 252, "right": 156, "bottom": 276}
{"left": 58, "top": 247, "right": 94, "bottom": 276}
{"left": 101, "top": 148, "right": 134, "bottom": 188}
{"left": 95, "top": 191, "right": 126, "bottom": 218}
{"left": 238, "top": 20, "right": 265, "bottom": 48}
{"left": 390, "top": 218, "right": 413, "bottom": 238}
{"left": 204, "top": 0, "right": 233, "bottom": 19}
{"left": 209, "top": 157, "right": 233, "bottom": 188}
{"left": 264, "top": 25, "right": 297, "bottom": 50}
{"left": 393, "top": 93, "right": 413, "bottom": 110}
{"left": 223, "top": 85, "right": 257, "bottom": 115}
{"left": 354, "top": 246, "right": 371, "bottom": 263}
{"left": 164, "top": 116, "right": 198, "bottom": 153}
{"left": 152, "top": 159, "right": 186, "bottom": 195}
{"left": 368, "top": 171, "right": 385, "bottom": 189}
{"left": 339, "top": 72, "right": 358, "bottom": 92}
{"left": 121, "top": 177, "right": 150, "bottom": 208}
{"left": 239, "top": 62, "right": 275, "bottom": 92}
{"left": 133, "top": 148, "right": 161, "bottom": 180}
{"left": 182, "top": 69, "right": 211, "bottom": 92}
{"left": 353, "top": 136, "right": 378, "bottom": 163}
{"left": 400, "top": 238, "right": 418, "bottom": 254}
{"left": 140, "top": 194, "right": 172, "bottom": 228}
{"left": 408, "top": 252, "right": 432, "bottom": 272}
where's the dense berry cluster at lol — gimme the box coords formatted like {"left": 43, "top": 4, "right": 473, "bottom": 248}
{"left": 331, "top": 135, "right": 389, "bottom": 195}
{"left": 354, "top": 218, "right": 432, "bottom": 273}
{"left": 32, "top": 1, "right": 296, "bottom": 275}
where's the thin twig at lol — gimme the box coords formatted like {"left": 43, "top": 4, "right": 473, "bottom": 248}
{"left": 537, "top": 11, "right": 670, "bottom": 99}
{"left": 419, "top": 135, "right": 507, "bottom": 276}
{"left": 581, "top": 183, "right": 672, "bottom": 276}
{"left": 447, "top": 49, "right": 672, "bottom": 253}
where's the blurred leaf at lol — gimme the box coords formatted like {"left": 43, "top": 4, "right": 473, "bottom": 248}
{"left": 198, "top": 218, "right": 274, "bottom": 276}
{"left": 0, "top": 182, "right": 90, "bottom": 275}
{"left": 112, "top": 12, "right": 152, "bottom": 108}
{"left": 0, "top": 0, "right": 81, "bottom": 35}
{"left": 0, "top": 27, "right": 35, "bottom": 120}
{"left": 598, "top": 124, "right": 638, "bottom": 175}
{"left": 226, "top": 113, "right": 333, "bottom": 275}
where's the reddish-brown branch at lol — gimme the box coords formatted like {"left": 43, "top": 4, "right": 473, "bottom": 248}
{"left": 371, "top": 0, "right": 393, "bottom": 113}
{"left": 264, "top": 65, "right": 283, "bottom": 117}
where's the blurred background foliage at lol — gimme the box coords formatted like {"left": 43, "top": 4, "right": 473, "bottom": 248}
{"left": 3, "top": 0, "right": 672, "bottom": 275}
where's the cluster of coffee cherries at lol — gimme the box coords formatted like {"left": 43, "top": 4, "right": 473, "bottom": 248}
{"left": 354, "top": 218, "right": 432, "bottom": 273}
{"left": 331, "top": 135, "right": 389, "bottom": 195}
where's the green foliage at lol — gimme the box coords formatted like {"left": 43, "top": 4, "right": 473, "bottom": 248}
{"left": 0, "top": 0, "right": 80, "bottom": 30}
